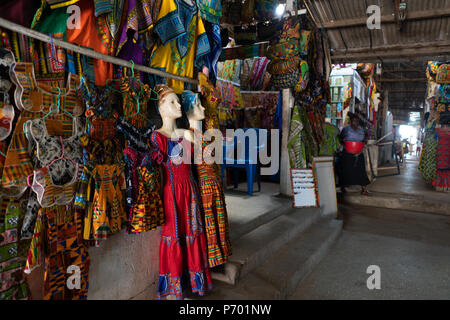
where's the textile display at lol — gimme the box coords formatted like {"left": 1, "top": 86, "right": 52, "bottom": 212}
{"left": 0, "top": 0, "right": 234, "bottom": 301}
{"left": 432, "top": 129, "right": 450, "bottom": 191}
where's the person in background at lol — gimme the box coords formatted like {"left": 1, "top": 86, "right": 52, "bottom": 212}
{"left": 337, "top": 112, "right": 371, "bottom": 196}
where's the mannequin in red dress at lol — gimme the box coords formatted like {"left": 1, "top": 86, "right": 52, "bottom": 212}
{"left": 150, "top": 85, "right": 212, "bottom": 299}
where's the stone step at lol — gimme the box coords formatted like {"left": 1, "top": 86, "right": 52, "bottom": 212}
{"left": 201, "top": 217, "right": 342, "bottom": 300}
{"left": 229, "top": 195, "right": 294, "bottom": 242}
{"left": 255, "top": 218, "right": 343, "bottom": 299}
{"left": 213, "top": 206, "right": 322, "bottom": 286}
{"left": 342, "top": 191, "right": 450, "bottom": 216}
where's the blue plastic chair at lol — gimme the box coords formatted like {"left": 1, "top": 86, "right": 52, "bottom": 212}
{"left": 221, "top": 128, "right": 266, "bottom": 195}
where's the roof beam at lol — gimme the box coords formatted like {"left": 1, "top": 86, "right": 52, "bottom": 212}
{"left": 388, "top": 89, "right": 426, "bottom": 93}
{"left": 319, "top": 7, "right": 450, "bottom": 29}
{"left": 380, "top": 78, "right": 426, "bottom": 83}
{"left": 331, "top": 45, "right": 450, "bottom": 63}
{"left": 382, "top": 69, "right": 424, "bottom": 73}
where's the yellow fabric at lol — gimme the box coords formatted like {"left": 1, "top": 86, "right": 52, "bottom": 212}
{"left": 150, "top": 0, "right": 207, "bottom": 93}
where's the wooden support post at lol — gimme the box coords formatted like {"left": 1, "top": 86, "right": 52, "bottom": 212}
{"left": 280, "top": 89, "right": 293, "bottom": 196}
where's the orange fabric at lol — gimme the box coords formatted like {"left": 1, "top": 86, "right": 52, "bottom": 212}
{"left": 66, "top": 0, "right": 113, "bottom": 85}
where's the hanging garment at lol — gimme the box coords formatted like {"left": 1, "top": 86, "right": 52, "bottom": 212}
{"left": 190, "top": 128, "right": 231, "bottom": 268}
{"left": 150, "top": 131, "right": 212, "bottom": 299}
{"left": 0, "top": 196, "right": 31, "bottom": 300}
{"left": 1, "top": 63, "right": 83, "bottom": 196}
{"left": 202, "top": 21, "right": 221, "bottom": 86}
{"left": 287, "top": 104, "right": 306, "bottom": 169}
{"left": 28, "top": 117, "right": 84, "bottom": 186}
{"left": 198, "top": 72, "right": 220, "bottom": 131}
{"left": 120, "top": 78, "right": 153, "bottom": 129}
{"left": 88, "top": 164, "right": 127, "bottom": 241}
{"left": 116, "top": 0, "right": 155, "bottom": 55}
{"left": 66, "top": 0, "right": 113, "bottom": 85}
{"left": 319, "top": 123, "right": 341, "bottom": 156}
{"left": 432, "top": 129, "right": 450, "bottom": 191}
{"left": 150, "top": 0, "right": 210, "bottom": 93}
{"left": 123, "top": 147, "right": 164, "bottom": 234}
{"left": 196, "top": 0, "right": 222, "bottom": 24}
{"left": 31, "top": 5, "right": 68, "bottom": 76}
{"left": 419, "top": 125, "right": 438, "bottom": 183}
{"left": 24, "top": 204, "right": 90, "bottom": 300}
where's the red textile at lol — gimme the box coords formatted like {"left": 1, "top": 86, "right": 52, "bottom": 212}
{"left": 433, "top": 129, "right": 450, "bottom": 190}
{"left": 150, "top": 131, "right": 212, "bottom": 299}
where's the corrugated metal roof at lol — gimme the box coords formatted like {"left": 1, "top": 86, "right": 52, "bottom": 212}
{"left": 306, "top": 0, "right": 450, "bottom": 62}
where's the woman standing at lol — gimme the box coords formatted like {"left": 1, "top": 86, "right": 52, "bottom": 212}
{"left": 337, "top": 113, "right": 371, "bottom": 196}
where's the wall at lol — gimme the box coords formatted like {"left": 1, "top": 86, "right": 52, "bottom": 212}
{"left": 313, "top": 157, "right": 338, "bottom": 217}
{"left": 27, "top": 228, "right": 161, "bottom": 300}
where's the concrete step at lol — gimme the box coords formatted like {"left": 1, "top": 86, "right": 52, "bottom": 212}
{"left": 229, "top": 195, "right": 294, "bottom": 242}
{"left": 342, "top": 191, "right": 450, "bottom": 216}
{"left": 213, "top": 207, "right": 321, "bottom": 286}
{"left": 200, "top": 217, "right": 343, "bottom": 300}
{"left": 256, "top": 218, "right": 343, "bottom": 299}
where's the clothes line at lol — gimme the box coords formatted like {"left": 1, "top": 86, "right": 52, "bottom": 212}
{"left": 0, "top": 17, "right": 199, "bottom": 85}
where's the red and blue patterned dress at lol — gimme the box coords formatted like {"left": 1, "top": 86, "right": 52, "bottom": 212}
{"left": 150, "top": 131, "right": 212, "bottom": 299}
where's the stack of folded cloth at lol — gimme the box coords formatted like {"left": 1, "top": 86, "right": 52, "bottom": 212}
{"left": 267, "top": 16, "right": 310, "bottom": 92}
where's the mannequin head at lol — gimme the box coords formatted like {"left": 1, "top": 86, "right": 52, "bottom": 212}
{"left": 181, "top": 90, "right": 205, "bottom": 121}
{"left": 155, "top": 84, "right": 182, "bottom": 119}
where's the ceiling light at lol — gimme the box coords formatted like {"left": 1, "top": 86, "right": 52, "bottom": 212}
{"left": 275, "top": 4, "right": 285, "bottom": 17}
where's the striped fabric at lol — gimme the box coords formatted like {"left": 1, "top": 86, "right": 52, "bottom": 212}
{"left": 1, "top": 63, "right": 83, "bottom": 196}
{"left": 192, "top": 130, "right": 231, "bottom": 268}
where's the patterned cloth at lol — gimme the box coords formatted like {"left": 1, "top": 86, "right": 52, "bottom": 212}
{"left": 319, "top": 123, "right": 341, "bottom": 156}
{"left": 190, "top": 129, "right": 231, "bottom": 268}
{"left": 123, "top": 147, "right": 164, "bottom": 234}
{"left": 419, "top": 122, "right": 438, "bottom": 183}
{"left": 2, "top": 63, "right": 83, "bottom": 197}
{"left": 0, "top": 196, "right": 30, "bottom": 300}
{"left": 25, "top": 204, "right": 90, "bottom": 300}
{"left": 150, "top": 0, "right": 210, "bottom": 93}
{"left": 196, "top": 0, "right": 222, "bottom": 24}
{"left": 150, "top": 131, "right": 212, "bottom": 299}
{"left": 432, "top": 129, "right": 450, "bottom": 191}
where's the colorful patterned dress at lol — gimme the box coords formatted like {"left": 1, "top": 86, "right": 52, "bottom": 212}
{"left": 25, "top": 204, "right": 90, "bottom": 300}
{"left": 149, "top": 0, "right": 210, "bottom": 93}
{"left": 150, "top": 131, "right": 212, "bottom": 299}
{"left": 196, "top": 73, "right": 231, "bottom": 267}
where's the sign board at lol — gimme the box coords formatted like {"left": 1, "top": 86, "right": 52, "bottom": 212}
{"left": 290, "top": 168, "right": 320, "bottom": 208}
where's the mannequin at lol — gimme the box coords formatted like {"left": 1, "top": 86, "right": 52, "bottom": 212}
{"left": 181, "top": 90, "right": 232, "bottom": 271}
{"left": 150, "top": 84, "right": 212, "bottom": 300}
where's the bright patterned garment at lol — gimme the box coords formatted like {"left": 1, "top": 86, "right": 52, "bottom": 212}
{"left": 150, "top": 131, "right": 212, "bottom": 299}
{"left": 123, "top": 146, "right": 164, "bottom": 234}
{"left": 1, "top": 63, "right": 83, "bottom": 197}
{"left": 432, "top": 129, "right": 450, "bottom": 191}
{"left": 25, "top": 204, "right": 90, "bottom": 300}
{"left": 149, "top": 0, "right": 210, "bottom": 93}
{"left": 190, "top": 128, "right": 231, "bottom": 268}
{"left": 0, "top": 196, "right": 31, "bottom": 300}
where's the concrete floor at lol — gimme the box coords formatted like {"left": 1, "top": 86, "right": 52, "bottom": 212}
{"left": 290, "top": 204, "right": 450, "bottom": 299}
{"left": 368, "top": 157, "right": 450, "bottom": 202}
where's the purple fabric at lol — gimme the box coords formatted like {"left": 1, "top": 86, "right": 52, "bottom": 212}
{"left": 0, "top": 0, "right": 41, "bottom": 27}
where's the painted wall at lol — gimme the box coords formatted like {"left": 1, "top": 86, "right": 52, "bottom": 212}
{"left": 27, "top": 228, "right": 161, "bottom": 300}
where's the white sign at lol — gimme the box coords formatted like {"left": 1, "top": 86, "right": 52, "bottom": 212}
{"left": 291, "top": 169, "right": 319, "bottom": 208}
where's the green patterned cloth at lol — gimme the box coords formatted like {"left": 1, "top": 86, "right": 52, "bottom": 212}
{"left": 419, "top": 121, "right": 438, "bottom": 182}
{"left": 287, "top": 104, "right": 306, "bottom": 168}
{"left": 319, "top": 123, "right": 341, "bottom": 156}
